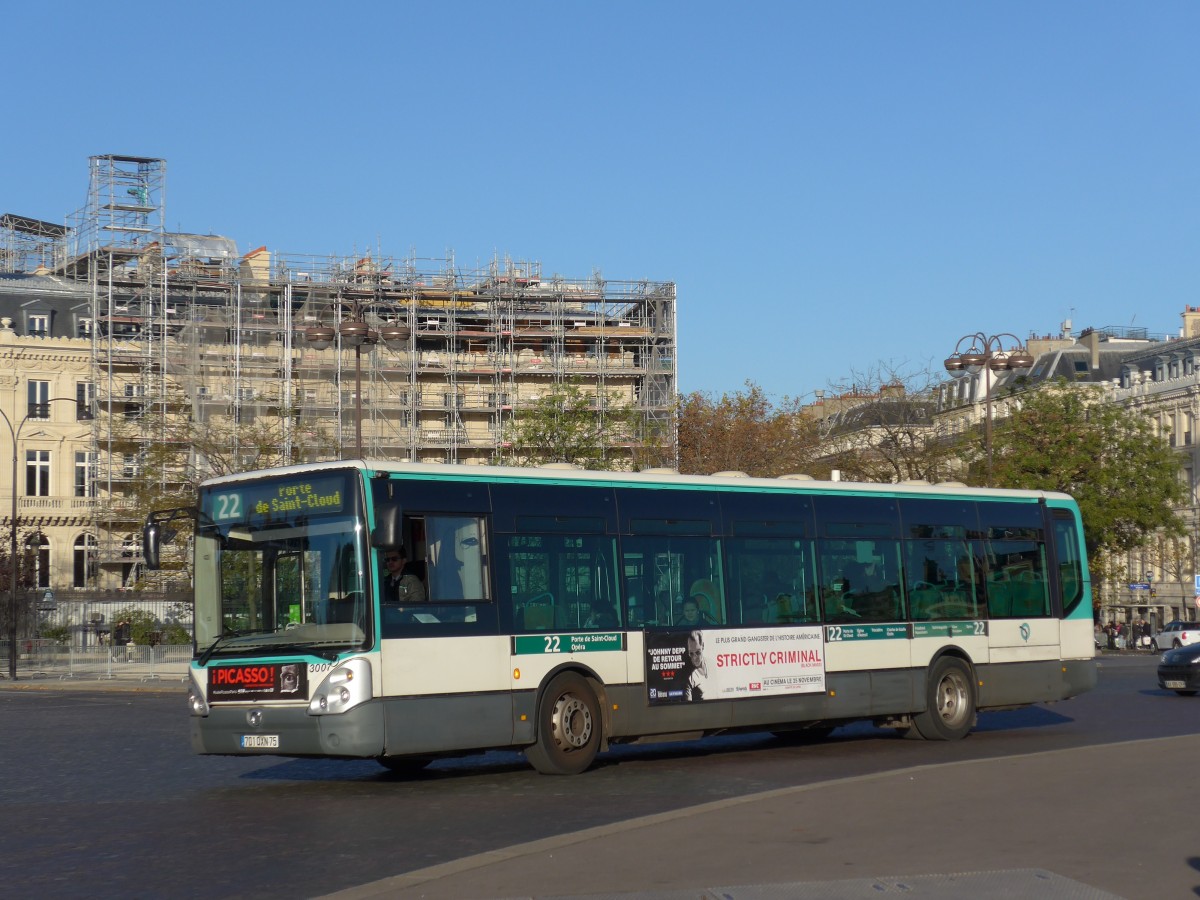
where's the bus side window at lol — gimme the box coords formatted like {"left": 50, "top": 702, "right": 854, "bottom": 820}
{"left": 820, "top": 539, "right": 903, "bottom": 623}
{"left": 621, "top": 536, "right": 724, "bottom": 627}
{"left": 724, "top": 534, "right": 818, "bottom": 625}
{"left": 505, "top": 532, "right": 620, "bottom": 634}
{"left": 987, "top": 539, "right": 1049, "bottom": 618}
{"left": 425, "top": 515, "right": 488, "bottom": 601}
{"left": 1052, "top": 512, "right": 1086, "bottom": 616}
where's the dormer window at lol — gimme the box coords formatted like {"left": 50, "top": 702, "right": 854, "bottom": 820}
{"left": 27, "top": 314, "right": 48, "bottom": 337}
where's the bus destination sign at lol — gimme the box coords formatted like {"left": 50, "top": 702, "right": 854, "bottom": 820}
{"left": 207, "top": 475, "right": 347, "bottom": 524}
{"left": 513, "top": 632, "right": 624, "bottom": 655}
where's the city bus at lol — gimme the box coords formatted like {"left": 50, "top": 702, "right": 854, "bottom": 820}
{"left": 144, "top": 461, "right": 1097, "bottom": 775}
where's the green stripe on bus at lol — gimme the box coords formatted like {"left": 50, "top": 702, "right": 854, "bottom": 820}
{"left": 912, "top": 621, "right": 988, "bottom": 638}
{"left": 513, "top": 632, "right": 625, "bottom": 655}
{"left": 825, "top": 623, "right": 911, "bottom": 642}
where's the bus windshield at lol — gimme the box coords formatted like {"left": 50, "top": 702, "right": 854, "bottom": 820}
{"left": 194, "top": 470, "right": 370, "bottom": 659}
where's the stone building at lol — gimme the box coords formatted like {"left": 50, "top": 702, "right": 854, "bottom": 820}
{"left": 0, "top": 155, "right": 677, "bottom": 645}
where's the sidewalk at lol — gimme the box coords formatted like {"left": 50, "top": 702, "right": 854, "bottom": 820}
{"left": 325, "top": 734, "right": 1199, "bottom": 900}
{"left": 0, "top": 671, "right": 187, "bottom": 692}
{"left": 0, "top": 644, "right": 190, "bottom": 685}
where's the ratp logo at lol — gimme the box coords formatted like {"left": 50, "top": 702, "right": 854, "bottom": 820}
{"left": 1020, "top": 623, "right": 1031, "bottom": 642}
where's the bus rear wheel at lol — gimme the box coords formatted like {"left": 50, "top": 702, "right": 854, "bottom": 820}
{"left": 910, "top": 657, "right": 975, "bottom": 741}
{"left": 525, "top": 672, "right": 602, "bottom": 775}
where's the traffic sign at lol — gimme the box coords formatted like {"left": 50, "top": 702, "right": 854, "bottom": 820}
{"left": 1128, "top": 582, "right": 1151, "bottom": 591}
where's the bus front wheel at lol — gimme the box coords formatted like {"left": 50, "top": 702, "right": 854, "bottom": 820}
{"left": 910, "top": 657, "right": 975, "bottom": 741}
{"left": 525, "top": 672, "right": 602, "bottom": 775}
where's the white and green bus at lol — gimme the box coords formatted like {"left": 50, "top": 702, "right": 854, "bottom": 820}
{"left": 145, "top": 461, "right": 1096, "bottom": 775}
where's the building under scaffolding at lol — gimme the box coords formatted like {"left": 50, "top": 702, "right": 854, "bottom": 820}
{"left": 0, "top": 154, "right": 677, "bottom": 601}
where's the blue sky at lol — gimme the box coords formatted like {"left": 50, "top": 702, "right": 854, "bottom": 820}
{"left": 4, "top": 2, "right": 1198, "bottom": 401}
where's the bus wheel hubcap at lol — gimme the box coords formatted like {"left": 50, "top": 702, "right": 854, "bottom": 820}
{"left": 937, "top": 673, "right": 968, "bottom": 726}
{"left": 552, "top": 694, "right": 592, "bottom": 749}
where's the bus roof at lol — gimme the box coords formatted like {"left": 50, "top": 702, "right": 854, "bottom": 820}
{"left": 199, "top": 460, "right": 1077, "bottom": 505}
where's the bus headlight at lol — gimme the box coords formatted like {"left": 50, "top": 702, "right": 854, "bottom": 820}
{"left": 308, "top": 658, "right": 372, "bottom": 716}
{"left": 187, "top": 671, "right": 210, "bottom": 717}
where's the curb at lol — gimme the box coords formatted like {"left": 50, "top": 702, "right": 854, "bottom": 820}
{"left": 0, "top": 676, "right": 186, "bottom": 693}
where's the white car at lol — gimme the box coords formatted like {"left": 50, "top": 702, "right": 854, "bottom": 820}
{"left": 1150, "top": 621, "right": 1200, "bottom": 652}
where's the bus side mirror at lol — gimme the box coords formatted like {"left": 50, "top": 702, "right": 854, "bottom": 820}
{"left": 143, "top": 522, "right": 162, "bottom": 570}
{"left": 371, "top": 503, "right": 401, "bottom": 549}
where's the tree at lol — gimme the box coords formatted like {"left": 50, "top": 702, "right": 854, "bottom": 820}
{"left": 677, "top": 382, "right": 823, "bottom": 477}
{"left": 102, "top": 408, "right": 338, "bottom": 589}
{"left": 815, "top": 363, "right": 963, "bottom": 484}
{"left": 989, "top": 382, "right": 1188, "bottom": 567}
{"left": 111, "top": 605, "right": 189, "bottom": 645}
{"left": 0, "top": 524, "right": 50, "bottom": 641}
{"left": 502, "top": 379, "right": 646, "bottom": 470}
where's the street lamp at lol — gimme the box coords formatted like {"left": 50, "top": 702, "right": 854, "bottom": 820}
{"left": 944, "top": 332, "right": 1034, "bottom": 486}
{"left": 303, "top": 295, "right": 410, "bottom": 458}
{"left": 4, "top": 396, "right": 78, "bottom": 680}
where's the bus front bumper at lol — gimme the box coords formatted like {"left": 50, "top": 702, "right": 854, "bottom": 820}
{"left": 192, "top": 698, "right": 386, "bottom": 758}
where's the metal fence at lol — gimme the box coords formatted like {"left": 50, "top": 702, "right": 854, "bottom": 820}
{"left": 1, "top": 638, "right": 190, "bottom": 682}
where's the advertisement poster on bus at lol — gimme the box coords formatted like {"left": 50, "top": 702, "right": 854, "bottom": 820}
{"left": 645, "top": 626, "right": 825, "bottom": 705}
{"left": 208, "top": 662, "right": 307, "bottom": 702}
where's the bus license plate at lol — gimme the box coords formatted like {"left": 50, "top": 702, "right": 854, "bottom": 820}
{"left": 1165, "top": 680, "right": 1187, "bottom": 690}
{"left": 241, "top": 734, "right": 279, "bottom": 749}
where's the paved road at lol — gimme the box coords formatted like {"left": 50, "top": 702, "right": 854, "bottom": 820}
{"left": 0, "top": 654, "right": 1190, "bottom": 899}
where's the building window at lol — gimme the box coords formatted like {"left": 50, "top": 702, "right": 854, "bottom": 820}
{"left": 75, "top": 451, "right": 97, "bottom": 498}
{"left": 27, "top": 380, "right": 49, "bottom": 419}
{"left": 25, "top": 450, "right": 50, "bottom": 496}
{"left": 73, "top": 534, "right": 97, "bottom": 588}
{"left": 77, "top": 317, "right": 93, "bottom": 338}
{"left": 27, "top": 314, "right": 48, "bottom": 338}
{"left": 76, "top": 381, "right": 95, "bottom": 420}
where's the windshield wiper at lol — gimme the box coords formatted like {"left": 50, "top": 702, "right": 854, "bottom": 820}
{"left": 199, "top": 631, "right": 350, "bottom": 665}
{"left": 198, "top": 628, "right": 272, "bottom": 666}
{"left": 260, "top": 642, "right": 341, "bottom": 662}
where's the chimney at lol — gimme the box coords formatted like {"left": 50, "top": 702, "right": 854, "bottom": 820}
{"left": 1182, "top": 306, "right": 1200, "bottom": 339}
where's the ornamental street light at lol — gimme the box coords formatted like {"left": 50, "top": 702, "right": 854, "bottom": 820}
{"left": 303, "top": 295, "right": 410, "bottom": 458}
{"left": 4, "top": 396, "right": 78, "bottom": 680}
{"left": 944, "top": 332, "right": 1034, "bottom": 487}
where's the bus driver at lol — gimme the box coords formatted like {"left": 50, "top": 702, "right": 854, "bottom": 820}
{"left": 382, "top": 548, "right": 426, "bottom": 603}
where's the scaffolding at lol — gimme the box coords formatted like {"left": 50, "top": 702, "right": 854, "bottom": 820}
{"left": 15, "top": 154, "right": 676, "bottom": 589}
{"left": 0, "top": 213, "right": 69, "bottom": 274}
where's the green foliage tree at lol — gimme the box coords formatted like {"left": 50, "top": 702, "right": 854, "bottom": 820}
{"left": 989, "top": 382, "right": 1187, "bottom": 569}
{"left": 0, "top": 525, "right": 50, "bottom": 639}
{"left": 113, "top": 606, "right": 158, "bottom": 644}
{"left": 502, "top": 379, "right": 647, "bottom": 470}
{"left": 677, "top": 382, "right": 823, "bottom": 477}
{"left": 110, "top": 605, "right": 190, "bottom": 645}
{"left": 39, "top": 623, "right": 71, "bottom": 645}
